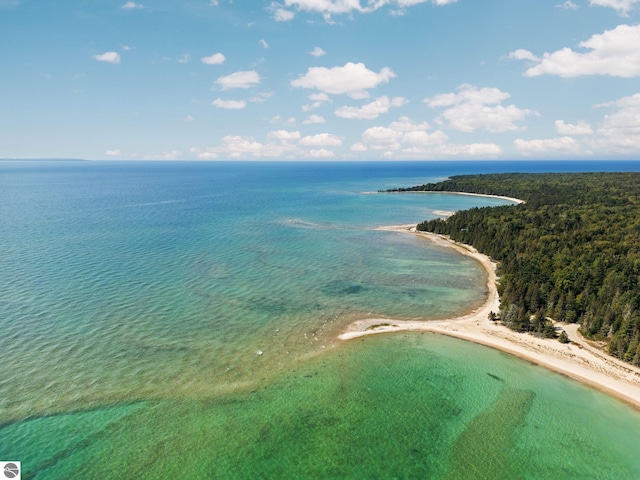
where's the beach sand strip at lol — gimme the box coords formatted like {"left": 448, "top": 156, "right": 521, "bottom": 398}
{"left": 339, "top": 224, "right": 640, "bottom": 411}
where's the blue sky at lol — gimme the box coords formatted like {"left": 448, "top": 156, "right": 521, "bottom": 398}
{"left": 1, "top": 0, "right": 640, "bottom": 160}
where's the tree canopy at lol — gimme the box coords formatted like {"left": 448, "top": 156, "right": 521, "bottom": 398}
{"left": 390, "top": 173, "right": 640, "bottom": 365}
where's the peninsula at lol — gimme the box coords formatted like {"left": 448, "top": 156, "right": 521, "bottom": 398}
{"left": 342, "top": 173, "right": 640, "bottom": 409}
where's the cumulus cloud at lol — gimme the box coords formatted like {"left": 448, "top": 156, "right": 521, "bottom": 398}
{"left": 514, "top": 137, "right": 581, "bottom": 155}
{"left": 555, "top": 120, "right": 593, "bottom": 135}
{"left": 144, "top": 150, "right": 183, "bottom": 160}
{"left": 358, "top": 116, "right": 448, "bottom": 152}
{"left": 201, "top": 53, "right": 226, "bottom": 65}
{"left": 212, "top": 99, "right": 247, "bottom": 109}
{"left": 305, "top": 149, "right": 335, "bottom": 159}
{"left": 92, "top": 51, "right": 121, "bottom": 64}
{"left": 507, "top": 49, "right": 540, "bottom": 62}
{"left": 424, "top": 84, "right": 536, "bottom": 133}
{"left": 193, "top": 135, "right": 295, "bottom": 160}
{"left": 303, "top": 114, "right": 326, "bottom": 124}
{"left": 309, "top": 47, "right": 327, "bottom": 57}
{"left": 361, "top": 126, "right": 403, "bottom": 148}
{"left": 590, "top": 92, "right": 640, "bottom": 152}
{"left": 273, "top": 8, "right": 295, "bottom": 21}
{"left": 121, "top": 1, "right": 143, "bottom": 9}
{"left": 291, "top": 62, "right": 395, "bottom": 99}
{"left": 428, "top": 143, "right": 503, "bottom": 157}
{"left": 302, "top": 92, "right": 332, "bottom": 112}
{"left": 354, "top": 115, "right": 507, "bottom": 159}
{"left": 510, "top": 24, "right": 640, "bottom": 77}
{"left": 105, "top": 149, "right": 122, "bottom": 156}
{"left": 192, "top": 131, "right": 340, "bottom": 160}
{"left": 215, "top": 70, "right": 261, "bottom": 89}
{"left": 335, "top": 96, "right": 408, "bottom": 120}
{"left": 299, "top": 133, "right": 342, "bottom": 147}
{"left": 589, "top": 0, "right": 639, "bottom": 15}
{"left": 556, "top": 0, "right": 578, "bottom": 9}
{"left": 280, "top": 0, "right": 457, "bottom": 21}
{"left": 267, "top": 130, "right": 302, "bottom": 141}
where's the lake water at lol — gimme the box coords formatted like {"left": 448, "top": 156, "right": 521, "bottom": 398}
{"left": 2, "top": 160, "right": 640, "bottom": 479}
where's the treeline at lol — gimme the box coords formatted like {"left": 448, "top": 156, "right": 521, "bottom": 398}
{"left": 404, "top": 173, "right": 640, "bottom": 365}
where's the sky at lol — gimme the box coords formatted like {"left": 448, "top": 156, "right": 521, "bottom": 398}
{"left": 1, "top": 0, "right": 640, "bottom": 161}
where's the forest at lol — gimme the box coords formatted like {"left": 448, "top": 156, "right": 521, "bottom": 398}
{"left": 389, "top": 173, "right": 640, "bottom": 366}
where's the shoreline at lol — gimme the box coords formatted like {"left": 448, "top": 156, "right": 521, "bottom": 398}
{"left": 380, "top": 190, "right": 526, "bottom": 205}
{"left": 340, "top": 224, "right": 640, "bottom": 411}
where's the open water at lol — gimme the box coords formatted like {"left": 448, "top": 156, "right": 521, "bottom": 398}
{"left": 2, "top": 160, "right": 640, "bottom": 479}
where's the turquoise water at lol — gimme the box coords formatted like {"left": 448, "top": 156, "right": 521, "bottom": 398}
{"left": 2, "top": 161, "right": 640, "bottom": 479}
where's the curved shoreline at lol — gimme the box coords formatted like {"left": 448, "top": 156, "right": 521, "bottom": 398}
{"left": 340, "top": 224, "right": 640, "bottom": 411}
{"left": 381, "top": 190, "right": 526, "bottom": 205}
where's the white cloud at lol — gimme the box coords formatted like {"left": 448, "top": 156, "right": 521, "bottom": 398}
{"left": 388, "top": 116, "right": 430, "bottom": 132}
{"left": 590, "top": 92, "right": 640, "bottom": 152}
{"left": 144, "top": 150, "right": 183, "bottom": 160}
{"left": 248, "top": 92, "right": 274, "bottom": 103}
{"left": 361, "top": 126, "right": 403, "bottom": 149}
{"left": 555, "top": 120, "right": 593, "bottom": 135}
{"left": 511, "top": 24, "right": 640, "bottom": 78}
{"left": 291, "top": 62, "right": 395, "bottom": 99}
{"left": 201, "top": 53, "right": 226, "bottom": 65}
{"left": 303, "top": 92, "right": 332, "bottom": 111}
{"left": 209, "top": 0, "right": 219, "bottom": 5}
{"left": 309, "top": 92, "right": 331, "bottom": 102}
{"left": 212, "top": 99, "right": 247, "bottom": 109}
{"left": 195, "top": 135, "right": 296, "bottom": 159}
{"left": 429, "top": 143, "right": 502, "bottom": 157}
{"left": 589, "top": 0, "right": 639, "bottom": 15}
{"left": 303, "top": 114, "right": 326, "bottom": 124}
{"left": 274, "top": 8, "right": 295, "bottom": 21}
{"left": 514, "top": 137, "right": 581, "bottom": 155}
{"left": 105, "top": 149, "right": 122, "bottom": 156}
{"left": 556, "top": 0, "right": 578, "bottom": 9}
{"left": 178, "top": 54, "right": 191, "bottom": 64}
{"left": 507, "top": 49, "right": 540, "bottom": 62}
{"left": 183, "top": 115, "right": 195, "bottom": 122}
{"left": 122, "top": 45, "right": 135, "bottom": 51}
{"left": 334, "top": 96, "right": 408, "bottom": 120}
{"left": 92, "top": 52, "right": 121, "bottom": 64}
{"left": 121, "top": 2, "right": 143, "bottom": 9}
{"left": 267, "top": 130, "right": 302, "bottom": 141}
{"left": 402, "top": 130, "right": 448, "bottom": 146}
{"left": 215, "top": 70, "right": 261, "bottom": 89}
{"left": 425, "top": 84, "right": 536, "bottom": 133}
{"left": 309, "top": 46, "right": 327, "bottom": 57}
{"left": 350, "top": 142, "right": 368, "bottom": 152}
{"left": 282, "top": 0, "right": 457, "bottom": 20}
{"left": 305, "top": 148, "right": 335, "bottom": 159}
{"left": 260, "top": 39, "right": 269, "bottom": 49}
{"left": 299, "top": 133, "right": 342, "bottom": 147}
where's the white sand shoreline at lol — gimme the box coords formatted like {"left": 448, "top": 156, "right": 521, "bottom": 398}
{"left": 340, "top": 224, "right": 640, "bottom": 411}
{"left": 383, "top": 190, "right": 526, "bottom": 205}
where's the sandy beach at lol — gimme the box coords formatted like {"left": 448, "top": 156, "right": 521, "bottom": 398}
{"left": 340, "top": 224, "right": 640, "bottom": 410}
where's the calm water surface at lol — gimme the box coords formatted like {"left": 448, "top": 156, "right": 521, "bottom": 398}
{"left": 2, "top": 160, "right": 640, "bottom": 479}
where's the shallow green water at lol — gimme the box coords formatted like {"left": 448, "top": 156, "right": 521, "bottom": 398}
{"left": 2, "top": 161, "right": 640, "bottom": 479}
{"left": 4, "top": 334, "right": 640, "bottom": 479}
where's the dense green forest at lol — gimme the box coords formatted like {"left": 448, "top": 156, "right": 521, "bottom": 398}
{"left": 390, "top": 173, "right": 640, "bottom": 365}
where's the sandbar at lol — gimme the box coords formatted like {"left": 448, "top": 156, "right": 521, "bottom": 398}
{"left": 340, "top": 224, "right": 640, "bottom": 411}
